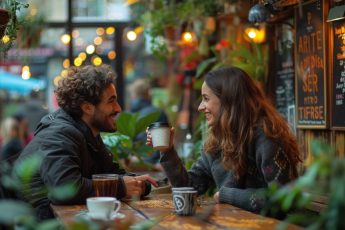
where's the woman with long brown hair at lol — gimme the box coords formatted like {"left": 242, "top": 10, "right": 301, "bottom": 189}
{"left": 147, "top": 66, "right": 301, "bottom": 212}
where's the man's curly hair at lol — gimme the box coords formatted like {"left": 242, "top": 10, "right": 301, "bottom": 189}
{"left": 55, "top": 65, "right": 117, "bottom": 118}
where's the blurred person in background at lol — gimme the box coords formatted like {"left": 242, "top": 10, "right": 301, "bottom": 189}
{"left": 0, "top": 117, "right": 23, "bottom": 161}
{"left": 13, "top": 114, "right": 33, "bottom": 146}
{"left": 15, "top": 90, "right": 48, "bottom": 134}
{"left": 128, "top": 78, "right": 169, "bottom": 168}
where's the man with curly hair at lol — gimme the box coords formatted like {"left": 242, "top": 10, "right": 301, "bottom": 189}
{"left": 15, "top": 65, "right": 157, "bottom": 221}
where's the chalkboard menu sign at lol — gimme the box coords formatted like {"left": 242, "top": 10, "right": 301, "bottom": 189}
{"left": 275, "top": 22, "right": 295, "bottom": 119}
{"left": 331, "top": 20, "right": 345, "bottom": 129}
{"left": 295, "top": 0, "right": 327, "bottom": 128}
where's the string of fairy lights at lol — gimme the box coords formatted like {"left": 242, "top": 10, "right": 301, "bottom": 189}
{"left": 53, "top": 26, "right": 142, "bottom": 86}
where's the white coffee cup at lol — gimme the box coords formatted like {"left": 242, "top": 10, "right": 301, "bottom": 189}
{"left": 149, "top": 122, "right": 170, "bottom": 151}
{"left": 86, "top": 197, "right": 121, "bottom": 220}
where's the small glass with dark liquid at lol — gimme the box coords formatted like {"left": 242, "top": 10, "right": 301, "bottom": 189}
{"left": 92, "top": 174, "right": 119, "bottom": 197}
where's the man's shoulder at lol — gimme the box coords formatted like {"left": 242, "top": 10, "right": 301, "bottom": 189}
{"left": 36, "top": 111, "right": 83, "bottom": 137}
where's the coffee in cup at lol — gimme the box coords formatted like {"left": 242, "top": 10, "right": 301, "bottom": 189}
{"left": 86, "top": 197, "right": 121, "bottom": 220}
{"left": 92, "top": 174, "right": 119, "bottom": 197}
{"left": 148, "top": 122, "right": 170, "bottom": 151}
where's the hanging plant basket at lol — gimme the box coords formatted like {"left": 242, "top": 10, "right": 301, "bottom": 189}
{"left": 0, "top": 8, "right": 10, "bottom": 38}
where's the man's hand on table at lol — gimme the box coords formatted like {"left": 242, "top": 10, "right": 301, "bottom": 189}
{"left": 123, "top": 174, "right": 158, "bottom": 198}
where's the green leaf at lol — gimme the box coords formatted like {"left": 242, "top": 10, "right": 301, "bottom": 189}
{"left": 130, "top": 219, "right": 156, "bottom": 230}
{"left": 282, "top": 189, "right": 299, "bottom": 211}
{"left": 36, "top": 219, "right": 63, "bottom": 230}
{"left": 193, "top": 78, "right": 204, "bottom": 90}
{"left": 135, "top": 110, "right": 160, "bottom": 135}
{"left": 0, "top": 200, "right": 34, "bottom": 225}
{"left": 136, "top": 144, "right": 155, "bottom": 157}
{"left": 116, "top": 112, "right": 136, "bottom": 138}
{"left": 196, "top": 57, "right": 217, "bottom": 78}
{"left": 48, "top": 183, "right": 77, "bottom": 200}
{"left": 1, "top": 174, "right": 22, "bottom": 191}
{"left": 13, "top": 153, "right": 42, "bottom": 183}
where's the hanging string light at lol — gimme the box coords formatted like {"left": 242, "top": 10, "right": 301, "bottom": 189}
{"left": 21, "top": 65, "right": 31, "bottom": 80}
{"left": 60, "top": 33, "right": 71, "bottom": 44}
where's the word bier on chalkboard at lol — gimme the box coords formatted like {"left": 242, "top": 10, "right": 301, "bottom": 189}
{"left": 331, "top": 20, "right": 345, "bottom": 129}
{"left": 295, "top": 0, "right": 327, "bottom": 128}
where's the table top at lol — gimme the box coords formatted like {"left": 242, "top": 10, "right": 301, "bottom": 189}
{"left": 51, "top": 193, "right": 301, "bottom": 230}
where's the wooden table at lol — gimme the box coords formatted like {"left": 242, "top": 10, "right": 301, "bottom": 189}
{"left": 51, "top": 193, "right": 300, "bottom": 229}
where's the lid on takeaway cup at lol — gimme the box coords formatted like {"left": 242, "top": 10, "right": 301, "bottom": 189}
{"left": 148, "top": 122, "right": 170, "bottom": 130}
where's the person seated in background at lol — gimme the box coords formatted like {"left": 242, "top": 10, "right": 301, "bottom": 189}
{"left": 15, "top": 65, "right": 157, "bottom": 221}
{"left": 147, "top": 66, "right": 301, "bottom": 213}
{"left": 0, "top": 117, "right": 23, "bottom": 161}
{"left": 128, "top": 78, "right": 169, "bottom": 169}
{"left": 15, "top": 90, "right": 48, "bottom": 134}
{"left": 12, "top": 114, "right": 33, "bottom": 147}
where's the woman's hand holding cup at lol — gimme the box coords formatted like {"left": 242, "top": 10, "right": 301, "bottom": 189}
{"left": 146, "top": 122, "right": 174, "bottom": 153}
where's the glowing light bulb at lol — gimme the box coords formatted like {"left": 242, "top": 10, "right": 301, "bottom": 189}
{"left": 182, "top": 32, "right": 193, "bottom": 43}
{"left": 22, "top": 72, "right": 30, "bottom": 80}
{"left": 96, "top": 28, "right": 105, "bottom": 36}
{"left": 94, "top": 37, "right": 103, "bottom": 46}
{"left": 63, "top": 59, "right": 70, "bottom": 69}
{"left": 106, "top": 27, "right": 115, "bottom": 35}
{"left": 1, "top": 35, "right": 10, "bottom": 44}
{"left": 61, "top": 34, "right": 71, "bottom": 44}
{"left": 92, "top": 56, "right": 102, "bottom": 66}
{"left": 107, "top": 51, "right": 116, "bottom": 60}
{"left": 78, "top": 52, "right": 87, "bottom": 61}
{"left": 126, "top": 30, "right": 137, "bottom": 41}
{"left": 86, "top": 45, "right": 95, "bottom": 54}
{"left": 248, "top": 30, "right": 257, "bottom": 39}
{"left": 74, "top": 57, "right": 83, "bottom": 66}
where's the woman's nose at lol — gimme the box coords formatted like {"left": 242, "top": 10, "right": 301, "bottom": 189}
{"left": 198, "top": 102, "right": 204, "bottom": 112}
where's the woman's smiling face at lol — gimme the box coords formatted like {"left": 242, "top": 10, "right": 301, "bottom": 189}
{"left": 198, "top": 82, "right": 221, "bottom": 127}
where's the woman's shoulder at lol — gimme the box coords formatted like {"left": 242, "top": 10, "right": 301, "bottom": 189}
{"left": 252, "top": 128, "right": 282, "bottom": 154}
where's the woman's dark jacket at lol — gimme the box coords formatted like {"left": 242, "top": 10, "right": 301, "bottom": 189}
{"left": 15, "top": 109, "right": 149, "bottom": 220}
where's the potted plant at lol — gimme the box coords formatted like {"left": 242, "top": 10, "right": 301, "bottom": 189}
{"left": 16, "top": 8, "right": 45, "bottom": 49}
{"left": 196, "top": 39, "right": 268, "bottom": 88}
{"left": 0, "top": 0, "right": 29, "bottom": 53}
{"left": 0, "top": 8, "right": 9, "bottom": 38}
{"left": 102, "top": 110, "right": 160, "bottom": 171}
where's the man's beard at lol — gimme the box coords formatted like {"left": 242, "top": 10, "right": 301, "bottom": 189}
{"left": 91, "top": 112, "right": 117, "bottom": 133}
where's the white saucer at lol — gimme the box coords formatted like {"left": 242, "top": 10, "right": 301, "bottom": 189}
{"left": 77, "top": 211, "right": 125, "bottom": 221}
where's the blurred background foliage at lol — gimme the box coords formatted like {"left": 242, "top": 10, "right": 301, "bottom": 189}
{"left": 262, "top": 140, "right": 345, "bottom": 230}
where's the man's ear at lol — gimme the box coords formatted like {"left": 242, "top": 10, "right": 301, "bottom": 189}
{"left": 80, "top": 101, "right": 94, "bottom": 116}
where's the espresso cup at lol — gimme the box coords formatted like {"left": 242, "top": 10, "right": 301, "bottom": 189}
{"left": 148, "top": 122, "right": 170, "bottom": 151}
{"left": 172, "top": 190, "right": 197, "bottom": 216}
{"left": 86, "top": 197, "right": 121, "bottom": 220}
{"left": 92, "top": 174, "right": 119, "bottom": 197}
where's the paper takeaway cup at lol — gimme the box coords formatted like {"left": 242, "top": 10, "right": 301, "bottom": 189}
{"left": 148, "top": 122, "right": 170, "bottom": 151}
{"left": 172, "top": 190, "right": 197, "bottom": 216}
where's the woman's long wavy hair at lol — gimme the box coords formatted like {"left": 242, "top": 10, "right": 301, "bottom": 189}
{"left": 55, "top": 65, "right": 116, "bottom": 118}
{"left": 203, "top": 66, "right": 301, "bottom": 180}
